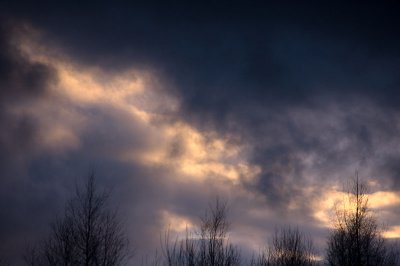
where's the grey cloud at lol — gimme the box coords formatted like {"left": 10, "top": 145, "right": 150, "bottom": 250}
{"left": 224, "top": 99, "right": 400, "bottom": 224}
{"left": 2, "top": 3, "right": 400, "bottom": 264}
{"left": 0, "top": 21, "right": 55, "bottom": 101}
{"left": 0, "top": 22, "right": 59, "bottom": 263}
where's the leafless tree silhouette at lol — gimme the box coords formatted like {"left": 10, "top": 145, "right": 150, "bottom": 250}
{"left": 163, "top": 199, "right": 240, "bottom": 266}
{"left": 326, "top": 175, "right": 398, "bottom": 266}
{"left": 251, "top": 227, "right": 316, "bottom": 266}
{"left": 24, "top": 174, "right": 130, "bottom": 266}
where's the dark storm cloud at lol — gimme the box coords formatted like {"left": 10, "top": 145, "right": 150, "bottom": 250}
{"left": 3, "top": 2, "right": 400, "bottom": 109}
{"left": 2, "top": 2, "right": 400, "bottom": 264}
{"left": 0, "top": 21, "right": 58, "bottom": 263}
{"left": 0, "top": 20, "right": 55, "bottom": 165}
{"left": 0, "top": 21, "right": 250, "bottom": 263}
{"left": 0, "top": 21, "right": 55, "bottom": 100}
{"left": 245, "top": 101, "right": 400, "bottom": 200}
{"left": 0, "top": 20, "right": 54, "bottom": 180}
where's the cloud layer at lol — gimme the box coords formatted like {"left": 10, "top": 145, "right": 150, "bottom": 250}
{"left": 2, "top": 3, "right": 400, "bottom": 264}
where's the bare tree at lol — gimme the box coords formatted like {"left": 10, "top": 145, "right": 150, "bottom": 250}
{"left": 24, "top": 174, "right": 130, "bottom": 266}
{"left": 251, "top": 227, "right": 316, "bottom": 266}
{"left": 163, "top": 199, "right": 241, "bottom": 266}
{"left": 326, "top": 175, "right": 398, "bottom": 266}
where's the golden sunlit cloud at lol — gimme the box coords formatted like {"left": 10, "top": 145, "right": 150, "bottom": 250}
{"left": 13, "top": 24, "right": 260, "bottom": 185}
{"left": 135, "top": 122, "right": 261, "bottom": 183}
{"left": 161, "top": 210, "right": 194, "bottom": 234}
{"left": 383, "top": 226, "right": 400, "bottom": 238}
{"left": 12, "top": 25, "right": 400, "bottom": 247}
{"left": 313, "top": 186, "right": 400, "bottom": 229}
{"left": 5, "top": 25, "right": 266, "bottom": 241}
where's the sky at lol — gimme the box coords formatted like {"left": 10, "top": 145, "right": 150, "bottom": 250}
{"left": 1, "top": 2, "right": 400, "bottom": 264}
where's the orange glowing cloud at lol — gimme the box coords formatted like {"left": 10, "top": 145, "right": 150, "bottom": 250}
{"left": 313, "top": 186, "right": 400, "bottom": 230}
{"left": 7, "top": 24, "right": 266, "bottom": 240}
{"left": 134, "top": 122, "right": 261, "bottom": 183}
{"left": 12, "top": 23, "right": 261, "bottom": 185}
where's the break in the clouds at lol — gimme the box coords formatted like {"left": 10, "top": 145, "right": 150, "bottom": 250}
{"left": 2, "top": 2, "right": 400, "bottom": 264}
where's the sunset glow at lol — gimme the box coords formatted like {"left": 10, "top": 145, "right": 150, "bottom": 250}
{"left": 1, "top": 3, "right": 400, "bottom": 265}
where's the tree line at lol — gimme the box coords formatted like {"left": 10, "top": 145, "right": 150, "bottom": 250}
{"left": 21, "top": 175, "right": 399, "bottom": 266}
